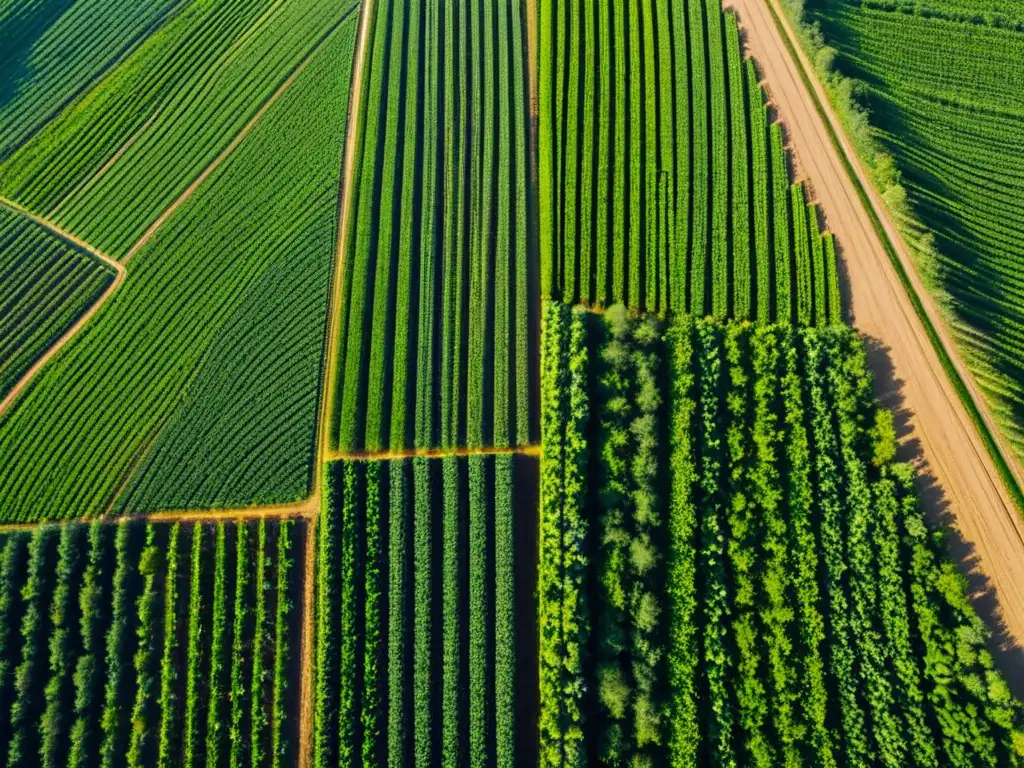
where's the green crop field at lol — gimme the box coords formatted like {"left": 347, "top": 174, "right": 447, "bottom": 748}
{"left": 0, "top": 15, "right": 358, "bottom": 519}
{"left": 540, "top": 0, "right": 841, "bottom": 324}
{"left": 798, "top": 0, "right": 1024, "bottom": 461}
{"left": 0, "top": 519, "right": 301, "bottom": 768}
{"left": 0, "top": 206, "right": 116, "bottom": 402}
{"left": 331, "top": 0, "right": 535, "bottom": 455}
{"left": 314, "top": 454, "right": 537, "bottom": 766}
{"left": 0, "top": 0, "right": 1022, "bottom": 764}
{"left": 539, "top": 301, "right": 1022, "bottom": 765}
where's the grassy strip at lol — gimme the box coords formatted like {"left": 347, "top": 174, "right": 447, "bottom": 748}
{"left": 759, "top": 0, "right": 1024, "bottom": 518}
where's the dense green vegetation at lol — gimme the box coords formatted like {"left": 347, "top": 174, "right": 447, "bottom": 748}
{"left": 0, "top": 0, "right": 180, "bottom": 160}
{"left": 539, "top": 301, "right": 1024, "bottom": 765}
{"left": 0, "top": 519, "right": 300, "bottom": 767}
{"left": 314, "top": 454, "right": 534, "bottom": 766}
{"left": 0, "top": 0, "right": 359, "bottom": 259}
{"left": 793, "top": 0, "right": 1024, "bottom": 462}
{"left": 0, "top": 205, "right": 115, "bottom": 402}
{"left": 333, "top": 0, "right": 535, "bottom": 454}
{"left": 0, "top": 15, "right": 358, "bottom": 520}
{"left": 539, "top": 0, "right": 841, "bottom": 323}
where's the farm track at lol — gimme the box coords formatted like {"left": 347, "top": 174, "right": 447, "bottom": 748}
{"left": 0, "top": 195, "right": 125, "bottom": 418}
{"left": 327, "top": 444, "right": 543, "bottom": 462}
{"left": 726, "top": 0, "right": 1024, "bottom": 681}
{"left": 298, "top": 0, "right": 378, "bottom": 762}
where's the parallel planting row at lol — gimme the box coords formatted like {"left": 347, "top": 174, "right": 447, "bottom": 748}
{"left": 0, "top": 206, "right": 115, "bottom": 402}
{"left": 0, "top": 0, "right": 180, "bottom": 159}
{"left": 539, "top": 0, "right": 841, "bottom": 325}
{"left": 539, "top": 301, "right": 1024, "bottom": 766}
{"left": 0, "top": 519, "right": 301, "bottom": 768}
{"left": 0, "top": 0, "right": 360, "bottom": 258}
{"left": 314, "top": 455, "right": 536, "bottom": 767}
{"left": 801, "top": 0, "right": 1024, "bottom": 462}
{"left": 333, "top": 0, "right": 535, "bottom": 454}
{"left": 0, "top": 16, "right": 358, "bottom": 520}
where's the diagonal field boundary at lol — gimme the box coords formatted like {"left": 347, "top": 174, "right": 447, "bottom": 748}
{"left": 0, "top": 196, "right": 125, "bottom": 418}
{"left": 121, "top": 3, "right": 359, "bottom": 264}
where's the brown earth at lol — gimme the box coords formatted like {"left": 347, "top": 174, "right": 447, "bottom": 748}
{"left": 724, "top": 0, "right": 1024, "bottom": 688}
{"left": 326, "top": 444, "right": 543, "bottom": 462}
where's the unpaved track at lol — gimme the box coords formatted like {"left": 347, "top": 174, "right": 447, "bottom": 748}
{"left": 297, "top": 0, "right": 378, "bottom": 763}
{"left": 327, "top": 444, "right": 543, "bottom": 462}
{"left": 725, "top": 0, "right": 1024, "bottom": 682}
{"left": 0, "top": 196, "right": 125, "bottom": 418}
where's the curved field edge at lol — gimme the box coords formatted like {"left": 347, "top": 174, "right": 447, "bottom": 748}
{"left": 756, "top": 0, "right": 1024, "bottom": 518}
{"left": 0, "top": 15, "right": 361, "bottom": 522}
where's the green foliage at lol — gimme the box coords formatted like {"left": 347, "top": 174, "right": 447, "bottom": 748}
{"left": 0, "top": 14, "right": 360, "bottom": 520}
{"left": 156, "top": 524, "right": 182, "bottom": 768}
{"left": 539, "top": 1, "right": 843, "bottom": 324}
{"left": 0, "top": 207, "right": 115, "bottom": 406}
{"left": 540, "top": 308, "right": 1024, "bottom": 763}
{"left": 335, "top": 0, "right": 533, "bottom": 454}
{"left": 314, "top": 454, "right": 527, "bottom": 766}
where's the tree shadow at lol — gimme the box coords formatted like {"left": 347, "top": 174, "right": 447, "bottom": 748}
{"left": 0, "top": 0, "right": 77, "bottom": 113}
{"left": 864, "top": 335, "right": 1024, "bottom": 697}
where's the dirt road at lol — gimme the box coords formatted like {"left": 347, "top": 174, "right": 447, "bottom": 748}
{"left": 297, "top": 0, "right": 378, "bottom": 763}
{"left": 723, "top": 0, "right": 1024, "bottom": 684}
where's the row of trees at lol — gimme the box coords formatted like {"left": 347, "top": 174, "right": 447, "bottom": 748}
{"left": 539, "top": 304, "right": 1024, "bottom": 765}
{"left": 335, "top": 0, "right": 534, "bottom": 456}
{"left": 315, "top": 454, "right": 528, "bottom": 766}
{"left": 0, "top": 520, "right": 300, "bottom": 768}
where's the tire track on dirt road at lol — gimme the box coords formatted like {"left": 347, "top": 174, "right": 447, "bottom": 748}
{"left": 724, "top": 0, "right": 1024, "bottom": 689}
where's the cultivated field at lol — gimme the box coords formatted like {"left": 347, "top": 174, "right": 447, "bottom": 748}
{"left": 0, "top": 519, "right": 302, "bottom": 767}
{"left": 539, "top": 303, "right": 1021, "bottom": 765}
{"left": 0, "top": 0, "right": 1022, "bottom": 764}
{"left": 332, "top": 0, "right": 535, "bottom": 455}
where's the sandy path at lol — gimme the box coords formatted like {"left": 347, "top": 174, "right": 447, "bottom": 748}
{"left": 0, "top": 196, "right": 126, "bottom": 418}
{"left": 297, "top": 0, "right": 378, "bottom": 763}
{"left": 327, "top": 443, "right": 543, "bottom": 462}
{"left": 724, "top": 0, "right": 1024, "bottom": 685}
{"left": 0, "top": 496, "right": 316, "bottom": 534}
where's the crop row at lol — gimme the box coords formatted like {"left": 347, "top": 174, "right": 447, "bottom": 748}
{"left": 0, "top": 18, "right": 359, "bottom": 520}
{"left": 0, "top": 518, "right": 301, "bottom": 767}
{"left": 0, "top": 0, "right": 179, "bottom": 160}
{"left": 0, "top": 206, "right": 116, "bottom": 402}
{"left": 333, "top": 0, "right": 535, "bottom": 455}
{"left": 314, "top": 453, "right": 534, "bottom": 767}
{"left": 539, "top": 0, "right": 842, "bottom": 325}
{"left": 538, "top": 301, "right": 1023, "bottom": 765}
{"left": 0, "top": 0, "right": 360, "bottom": 258}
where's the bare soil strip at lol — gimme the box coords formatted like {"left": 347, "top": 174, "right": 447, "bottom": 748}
{"left": 298, "top": 0, "right": 378, "bottom": 762}
{"left": 725, "top": 0, "right": 1024, "bottom": 680}
{"left": 0, "top": 497, "right": 316, "bottom": 534}
{"left": 0, "top": 196, "right": 125, "bottom": 418}
{"left": 327, "top": 444, "right": 544, "bottom": 462}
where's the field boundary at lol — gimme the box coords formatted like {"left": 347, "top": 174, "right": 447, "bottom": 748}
{"left": 755, "top": 0, "right": 1024, "bottom": 517}
{"left": 0, "top": 195, "right": 126, "bottom": 418}
{"left": 326, "top": 444, "right": 543, "bottom": 462}
{"left": 121, "top": 5, "right": 359, "bottom": 264}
